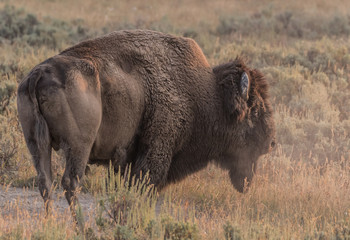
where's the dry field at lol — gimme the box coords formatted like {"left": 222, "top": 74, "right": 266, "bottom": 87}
{"left": 0, "top": 0, "right": 349, "bottom": 239}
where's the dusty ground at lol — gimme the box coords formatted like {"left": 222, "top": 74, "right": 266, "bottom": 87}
{"left": 0, "top": 185, "right": 97, "bottom": 231}
{"left": 0, "top": 185, "right": 95, "bottom": 215}
{"left": 0, "top": 185, "right": 163, "bottom": 225}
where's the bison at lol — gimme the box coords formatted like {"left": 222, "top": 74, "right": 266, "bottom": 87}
{"left": 17, "top": 30, "right": 275, "bottom": 215}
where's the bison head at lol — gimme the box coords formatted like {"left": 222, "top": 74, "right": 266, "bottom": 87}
{"left": 214, "top": 58, "right": 275, "bottom": 192}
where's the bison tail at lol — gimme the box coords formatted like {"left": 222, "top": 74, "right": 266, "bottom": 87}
{"left": 27, "top": 69, "right": 51, "bottom": 150}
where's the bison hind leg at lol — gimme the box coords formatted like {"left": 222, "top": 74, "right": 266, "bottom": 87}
{"left": 61, "top": 143, "right": 93, "bottom": 232}
{"left": 31, "top": 142, "right": 53, "bottom": 214}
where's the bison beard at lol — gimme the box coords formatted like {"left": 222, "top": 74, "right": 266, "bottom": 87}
{"left": 17, "top": 30, "right": 275, "bottom": 220}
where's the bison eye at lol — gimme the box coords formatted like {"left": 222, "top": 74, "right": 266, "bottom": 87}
{"left": 240, "top": 72, "right": 249, "bottom": 101}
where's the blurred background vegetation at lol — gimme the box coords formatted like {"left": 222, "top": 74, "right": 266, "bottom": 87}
{"left": 0, "top": 0, "right": 349, "bottom": 239}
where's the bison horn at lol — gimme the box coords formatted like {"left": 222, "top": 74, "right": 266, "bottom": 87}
{"left": 241, "top": 72, "right": 249, "bottom": 101}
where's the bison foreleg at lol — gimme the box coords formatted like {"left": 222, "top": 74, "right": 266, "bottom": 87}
{"left": 112, "top": 147, "right": 128, "bottom": 178}
{"left": 131, "top": 141, "right": 172, "bottom": 190}
{"left": 130, "top": 107, "right": 183, "bottom": 190}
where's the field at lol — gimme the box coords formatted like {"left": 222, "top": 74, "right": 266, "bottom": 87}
{"left": 0, "top": 0, "right": 349, "bottom": 239}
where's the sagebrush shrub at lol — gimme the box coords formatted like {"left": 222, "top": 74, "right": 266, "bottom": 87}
{"left": 0, "top": 5, "right": 90, "bottom": 48}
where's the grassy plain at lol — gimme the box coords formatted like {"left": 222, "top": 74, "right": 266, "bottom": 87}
{"left": 0, "top": 0, "right": 349, "bottom": 239}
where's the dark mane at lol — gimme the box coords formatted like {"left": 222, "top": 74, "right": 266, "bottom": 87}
{"left": 249, "top": 68, "right": 270, "bottom": 102}
{"left": 213, "top": 58, "right": 272, "bottom": 119}
{"left": 212, "top": 58, "right": 246, "bottom": 86}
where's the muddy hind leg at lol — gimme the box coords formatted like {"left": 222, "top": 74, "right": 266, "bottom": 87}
{"left": 27, "top": 141, "right": 53, "bottom": 214}
{"left": 61, "top": 145, "right": 91, "bottom": 231}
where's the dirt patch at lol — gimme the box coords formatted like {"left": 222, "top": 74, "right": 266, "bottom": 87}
{"left": 0, "top": 185, "right": 96, "bottom": 218}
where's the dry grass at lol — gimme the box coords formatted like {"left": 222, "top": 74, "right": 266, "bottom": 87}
{"left": 1, "top": 151, "right": 349, "bottom": 239}
{"left": 166, "top": 149, "right": 350, "bottom": 239}
{"left": 2, "top": 0, "right": 350, "bottom": 31}
{"left": 0, "top": 0, "right": 349, "bottom": 239}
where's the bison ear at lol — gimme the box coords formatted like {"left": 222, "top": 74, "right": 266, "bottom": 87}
{"left": 240, "top": 72, "right": 250, "bottom": 101}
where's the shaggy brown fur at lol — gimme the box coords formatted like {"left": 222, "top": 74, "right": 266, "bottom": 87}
{"left": 17, "top": 30, "right": 275, "bottom": 216}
